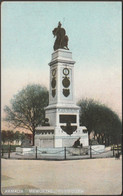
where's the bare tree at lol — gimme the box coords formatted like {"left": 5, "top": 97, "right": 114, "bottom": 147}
{"left": 4, "top": 84, "right": 49, "bottom": 145}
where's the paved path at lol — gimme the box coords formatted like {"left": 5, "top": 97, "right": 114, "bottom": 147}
{"left": 1, "top": 157, "right": 122, "bottom": 195}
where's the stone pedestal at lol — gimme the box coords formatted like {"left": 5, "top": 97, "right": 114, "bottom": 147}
{"left": 35, "top": 49, "right": 89, "bottom": 148}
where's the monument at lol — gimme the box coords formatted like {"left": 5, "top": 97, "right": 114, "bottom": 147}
{"left": 35, "top": 22, "right": 89, "bottom": 148}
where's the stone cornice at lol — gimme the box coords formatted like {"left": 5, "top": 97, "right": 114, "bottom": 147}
{"left": 48, "top": 59, "right": 76, "bottom": 66}
{"left": 45, "top": 104, "right": 80, "bottom": 111}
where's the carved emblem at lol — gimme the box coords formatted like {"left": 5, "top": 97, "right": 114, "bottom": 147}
{"left": 52, "top": 69, "right": 56, "bottom": 76}
{"left": 52, "top": 89, "right": 56, "bottom": 97}
{"left": 63, "top": 89, "right": 70, "bottom": 97}
{"left": 62, "top": 76, "right": 70, "bottom": 88}
{"left": 51, "top": 78, "right": 56, "bottom": 88}
{"left": 51, "top": 68, "right": 57, "bottom": 98}
{"left": 61, "top": 122, "right": 77, "bottom": 135}
{"left": 62, "top": 67, "right": 70, "bottom": 97}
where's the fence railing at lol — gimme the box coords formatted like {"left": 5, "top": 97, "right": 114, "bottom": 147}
{"left": 1, "top": 145, "right": 122, "bottom": 160}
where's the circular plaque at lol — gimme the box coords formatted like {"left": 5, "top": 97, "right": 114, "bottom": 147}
{"left": 63, "top": 68, "right": 69, "bottom": 76}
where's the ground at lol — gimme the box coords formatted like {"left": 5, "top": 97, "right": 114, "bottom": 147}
{"left": 1, "top": 157, "right": 122, "bottom": 195}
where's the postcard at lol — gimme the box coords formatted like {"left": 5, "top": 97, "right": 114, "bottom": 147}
{"left": 1, "top": 1, "right": 122, "bottom": 195}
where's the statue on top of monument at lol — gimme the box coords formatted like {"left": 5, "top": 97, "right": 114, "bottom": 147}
{"left": 52, "top": 22, "right": 69, "bottom": 51}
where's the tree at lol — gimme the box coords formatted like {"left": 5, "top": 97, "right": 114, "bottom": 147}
{"left": 78, "top": 98, "right": 122, "bottom": 146}
{"left": 14, "top": 131, "right": 21, "bottom": 143}
{"left": 4, "top": 84, "right": 49, "bottom": 145}
{"left": 1, "top": 130, "right": 8, "bottom": 144}
{"left": 6, "top": 130, "right": 15, "bottom": 145}
{"left": 1, "top": 130, "right": 15, "bottom": 144}
{"left": 20, "top": 132, "right": 26, "bottom": 142}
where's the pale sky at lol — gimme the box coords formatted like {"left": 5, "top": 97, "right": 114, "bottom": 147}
{"left": 1, "top": 1, "right": 122, "bottom": 129}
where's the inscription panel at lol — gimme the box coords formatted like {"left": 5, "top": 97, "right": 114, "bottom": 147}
{"left": 59, "top": 115, "right": 76, "bottom": 123}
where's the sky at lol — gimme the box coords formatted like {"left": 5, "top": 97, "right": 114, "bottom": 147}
{"left": 1, "top": 1, "right": 122, "bottom": 129}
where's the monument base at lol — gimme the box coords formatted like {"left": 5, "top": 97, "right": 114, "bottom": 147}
{"left": 88, "top": 145, "right": 105, "bottom": 155}
{"left": 35, "top": 126, "right": 88, "bottom": 148}
{"left": 16, "top": 147, "right": 34, "bottom": 155}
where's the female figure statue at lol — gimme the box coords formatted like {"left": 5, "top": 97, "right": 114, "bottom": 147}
{"left": 52, "top": 22, "right": 69, "bottom": 51}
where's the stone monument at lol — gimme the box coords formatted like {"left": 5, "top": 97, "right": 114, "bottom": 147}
{"left": 35, "top": 22, "right": 89, "bottom": 148}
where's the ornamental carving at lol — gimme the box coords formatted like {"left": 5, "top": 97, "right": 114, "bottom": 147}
{"left": 58, "top": 108, "right": 76, "bottom": 113}
{"left": 51, "top": 68, "right": 57, "bottom": 98}
{"left": 62, "top": 67, "right": 70, "bottom": 97}
{"left": 62, "top": 77, "right": 70, "bottom": 88}
{"left": 61, "top": 122, "right": 77, "bottom": 135}
{"left": 52, "top": 89, "right": 56, "bottom": 97}
{"left": 51, "top": 78, "right": 56, "bottom": 88}
{"left": 63, "top": 89, "right": 70, "bottom": 97}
